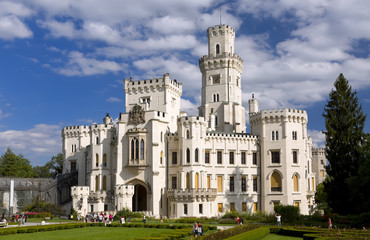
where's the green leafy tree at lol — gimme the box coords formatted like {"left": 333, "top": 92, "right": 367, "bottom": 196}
{"left": 323, "top": 73, "right": 367, "bottom": 214}
{"left": 0, "top": 148, "right": 37, "bottom": 177}
{"left": 33, "top": 165, "right": 53, "bottom": 178}
{"left": 314, "top": 181, "right": 332, "bottom": 214}
{"left": 46, "top": 153, "right": 64, "bottom": 178}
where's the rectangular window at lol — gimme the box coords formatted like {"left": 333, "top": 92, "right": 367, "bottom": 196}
{"left": 253, "top": 152, "right": 257, "bottom": 165}
{"left": 199, "top": 204, "right": 203, "bottom": 214}
{"left": 218, "top": 203, "right": 223, "bottom": 213}
{"left": 205, "top": 151, "right": 210, "bottom": 164}
{"left": 229, "top": 152, "right": 234, "bottom": 164}
{"left": 229, "top": 176, "right": 234, "bottom": 192}
{"left": 70, "top": 161, "right": 77, "bottom": 172}
{"left": 104, "top": 204, "right": 108, "bottom": 211}
{"left": 217, "top": 151, "right": 222, "bottom": 164}
{"left": 230, "top": 202, "right": 235, "bottom": 211}
{"left": 217, "top": 176, "right": 223, "bottom": 192}
{"left": 294, "top": 202, "right": 300, "bottom": 208}
{"left": 184, "top": 204, "right": 188, "bottom": 215}
{"left": 242, "top": 202, "right": 247, "bottom": 212}
{"left": 276, "top": 131, "right": 279, "bottom": 140}
{"left": 293, "top": 151, "right": 298, "bottom": 164}
{"left": 90, "top": 205, "right": 94, "bottom": 213}
{"left": 272, "top": 131, "right": 275, "bottom": 140}
{"left": 241, "top": 152, "right": 246, "bottom": 164}
{"left": 320, "top": 170, "right": 324, "bottom": 177}
{"left": 172, "top": 176, "right": 177, "bottom": 189}
{"left": 172, "top": 151, "right": 177, "bottom": 165}
{"left": 253, "top": 177, "right": 257, "bottom": 192}
{"left": 241, "top": 177, "right": 246, "bottom": 192}
{"left": 271, "top": 151, "right": 280, "bottom": 164}
{"left": 312, "top": 177, "right": 315, "bottom": 190}
{"left": 253, "top": 202, "right": 258, "bottom": 212}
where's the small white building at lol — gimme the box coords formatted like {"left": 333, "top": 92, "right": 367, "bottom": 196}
{"left": 63, "top": 24, "right": 320, "bottom": 218}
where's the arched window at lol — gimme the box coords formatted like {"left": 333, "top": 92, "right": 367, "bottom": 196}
{"left": 95, "top": 154, "right": 99, "bottom": 167}
{"left": 161, "top": 132, "right": 163, "bottom": 142}
{"left": 186, "top": 148, "right": 190, "bottom": 163}
{"left": 131, "top": 139, "right": 135, "bottom": 159}
{"left": 160, "top": 151, "right": 163, "bottom": 165}
{"left": 271, "top": 172, "right": 282, "bottom": 192}
{"left": 186, "top": 130, "right": 190, "bottom": 139}
{"left": 103, "top": 154, "right": 107, "bottom": 167}
{"left": 216, "top": 94, "right": 219, "bottom": 102}
{"left": 140, "top": 139, "right": 144, "bottom": 159}
{"left": 135, "top": 139, "right": 139, "bottom": 160}
{"left": 195, "top": 173, "right": 199, "bottom": 190}
{"left": 103, "top": 175, "right": 107, "bottom": 191}
{"left": 186, "top": 173, "right": 190, "bottom": 189}
{"left": 95, "top": 175, "right": 99, "bottom": 191}
{"left": 276, "top": 131, "right": 279, "bottom": 140}
{"left": 272, "top": 131, "right": 275, "bottom": 140}
{"left": 96, "top": 136, "right": 99, "bottom": 144}
{"left": 293, "top": 174, "right": 299, "bottom": 192}
{"left": 215, "top": 116, "right": 218, "bottom": 126}
{"left": 216, "top": 44, "right": 220, "bottom": 54}
{"left": 207, "top": 175, "right": 211, "bottom": 189}
{"left": 195, "top": 148, "right": 199, "bottom": 162}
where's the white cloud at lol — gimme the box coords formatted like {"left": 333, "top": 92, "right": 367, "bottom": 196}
{"left": 56, "top": 51, "right": 125, "bottom": 76}
{"left": 0, "top": 1, "right": 33, "bottom": 17}
{"left": 308, "top": 129, "right": 326, "bottom": 148}
{"left": 106, "top": 97, "right": 121, "bottom": 103}
{"left": 149, "top": 16, "right": 196, "bottom": 34}
{"left": 0, "top": 124, "right": 61, "bottom": 165}
{"left": 38, "top": 20, "right": 76, "bottom": 38}
{"left": 181, "top": 99, "right": 198, "bottom": 116}
{"left": 0, "top": 15, "right": 33, "bottom": 40}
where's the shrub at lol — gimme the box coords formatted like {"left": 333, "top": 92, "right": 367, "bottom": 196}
{"left": 274, "top": 205, "right": 300, "bottom": 223}
{"left": 113, "top": 208, "right": 143, "bottom": 221}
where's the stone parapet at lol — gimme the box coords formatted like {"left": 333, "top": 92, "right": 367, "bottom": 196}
{"left": 167, "top": 188, "right": 217, "bottom": 202}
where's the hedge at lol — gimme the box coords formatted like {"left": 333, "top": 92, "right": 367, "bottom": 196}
{"left": 226, "top": 227, "right": 270, "bottom": 240}
{"left": 198, "top": 225, "right": 261, "bottom": 240}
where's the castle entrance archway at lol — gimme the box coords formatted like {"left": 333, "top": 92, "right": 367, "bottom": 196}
{"left": 132, "top": 184, "right": 147, "bottom": 211}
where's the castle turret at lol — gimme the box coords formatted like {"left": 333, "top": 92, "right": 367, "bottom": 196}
{"left": 199, "top": 25, "right": 246, "bottom": 133}
{"left": 249, "top": 94, "right": 259, "bottom": 114}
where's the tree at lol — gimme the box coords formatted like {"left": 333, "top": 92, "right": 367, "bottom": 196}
{"left": 45, "top": 153, "right": 63, "bottom": 178}
{"left": 323, "top": 73, "right": 367, "bottom": 214}
{"left": 0, "top": 148, "right": 37, "bottom": 178}
{"left": 314, "top": 181, "right": 332, "bottom": 214}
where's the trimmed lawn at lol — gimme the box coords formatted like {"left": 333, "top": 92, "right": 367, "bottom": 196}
{"left": 260, "top": 234, "right": 302, "bottom": 240}
{"left": 0, "top": 227, "right": 176, "bottom": 240}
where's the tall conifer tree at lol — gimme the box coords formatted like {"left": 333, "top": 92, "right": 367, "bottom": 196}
{"left": 323, "top": 73, "right": 366, "bottom": 214}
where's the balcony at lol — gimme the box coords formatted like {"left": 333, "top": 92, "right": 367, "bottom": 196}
{"left": 167, "top": 188, "right": 217, "bottom": 202}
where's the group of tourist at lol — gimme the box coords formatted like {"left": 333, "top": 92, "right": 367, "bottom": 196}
{"left": 84, "top": 212, "right": 114, "bottom": 223}
{"left": 192, "top": 222, "right": 203, "bottom": 237}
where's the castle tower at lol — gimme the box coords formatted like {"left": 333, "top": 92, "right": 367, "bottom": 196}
{"left": 199, "top": 25, "right": 246, "bottom": 133}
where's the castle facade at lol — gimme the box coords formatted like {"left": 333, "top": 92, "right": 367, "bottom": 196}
{"left": 63, "top": 25, "right": 320, "bottom": 218}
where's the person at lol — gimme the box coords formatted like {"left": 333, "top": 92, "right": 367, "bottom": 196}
{"left": 236, "top": 216, "right": 240, "bottom": 224}
{"left": 121, "top": 216, "right": 125, "bottom": 224}
{"left": 197, "top": 222, "right": 203, "bottom": 236}
{"left": 328, "top": 218, "right": 332, "bottom": 229}
{"left": 143, "top": 215, "right": 146, "bottom": 224}
{"left": 109, "top": 214, "right": 113, "bottom": 223}
{"left": 193, "top": 222, "right": 198, "bottom": 238}
{"left": 128, "top": 215, "right": 131, "bottom": 223}
{"left": 275, "top": 213, "right": 281, "bottom": 226}
{"left": 240, "top": 218, "right": 244, "bottom": 225}
{"left": 41, "top": 218, "right": 46, "bottom": 225}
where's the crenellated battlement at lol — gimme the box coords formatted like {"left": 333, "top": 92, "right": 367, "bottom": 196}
{"left": 179, "top": 115, "right": 206, "bottom": 125}
{"left": 312, "top": 148, "right": 325, "bottom": 156}
{"left": 71, "top": 186, "right": 90, "bottom": 197}
{"left": 206, "top": 131, "right": 258, "bottom": 140}
{"left": 115, "top": 184, "right": 134, "bottom": 196}
{"left": 249, "top": 108, "right": 308, "bottom": 125}
{"left": 207, "top": 25, "right": 235, "bottom": 38}
{"left": 199, "top": 52, "right": 243, "bottom": 72}
{"left": 124, "top": 73, "right": 182, "bottom": 96}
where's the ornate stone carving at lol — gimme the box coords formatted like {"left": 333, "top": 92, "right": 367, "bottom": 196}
{"left": 128, "top": 104, "right": 145, "bottom": 125}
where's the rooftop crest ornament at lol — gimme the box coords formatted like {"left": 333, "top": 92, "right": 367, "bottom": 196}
{"left": 128, "top": 104, "right": 145, "bottom": 125}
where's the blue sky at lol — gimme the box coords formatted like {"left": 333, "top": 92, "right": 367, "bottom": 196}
{"left": 0, "top": 0, "right": 369, "bottom": 166}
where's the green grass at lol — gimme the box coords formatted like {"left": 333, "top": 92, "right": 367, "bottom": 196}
{"left": 259, "top": 234, "right": 302, "bottom": 240}
{"left": 0, "top": 227, "right": 176, "bottom": 240}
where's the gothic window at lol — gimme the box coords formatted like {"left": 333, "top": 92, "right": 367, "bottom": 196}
{"left": 95, "top": 154, "right": 99, "bottom": 167}
{"left": 217, "top": 94, "right": 219, "bottom": 101}
{"left": 217, "top": 176, "right": 223, "bottom": 192}
{"left": 186, "top": 130, "right": 190, "bottom": 139}
{"left": 215, "top": 116, "right": 218, "bottom": 126}
{"left": 253, "top": 177, "right": 257, "bottom": 192}
{"left": 195, "top": 173, "right": 199, "bottom": 190}
{"left": 271, "top": 172, "right": 282, "bottom": 192}
{"left": 95, "top": 176, "right": 99, "bottom": 191}
{"left": 276, "top": 131, "right": 279, "bottom": 140}
{"left": 140, "top": 139, "right": 144, "bottom": 160}
{"left": 103, "top": 154, "right": 107, "bottom": 167}
{"left": 160, "top": 151, "right": 163, "bottom": 165}
{"left": 272, "top": 131, "right": 275, "bottom": 140}
{"left": 216, "top": 44, "right": 220, "bottom": 54}
{"left": 135, "top": 139, "right": 139, "bottom": 160}
{"left": 195, "top": 148, "right": 199, "bottom": 163}
{"left": 161, "top": 132, "right": 163, "bottom": 142}
{"left": 292, "top": 131, "right": 297, "bottom": 140}
{"left": 184, "top": 204, "right": 188, "bottom": 215}
{"left": 131, "top": 139, "right": 135, "bottom": 159}
{"left": 186, "top": 148, "right": 190, "bottom": 163}
{"left": 186, "top": 173, "right": 190, "bottom": 189}
{"left": 172, "top": 176, "right": 177, "bottom": 189}
{"left": 96, "top": 136, "right": 99, "bottom": 144}
{"left": 199, "top": 204, "right": 203, "bottom": 214}
{"left": 103, "top": 175, "right": 107, "bottom": 191}
{"left": 293, "top": 174, "right": 299, "bottom": 192}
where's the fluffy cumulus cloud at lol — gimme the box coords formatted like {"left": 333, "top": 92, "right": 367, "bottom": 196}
{"left": 308, "top": 129, "right": 325, "bottom": 148}
{"left": 0, "top": 1, "right": 33, "bottom": 40}
{"left": 0, "top": 124, "right": 61, "bottom": 165}
{"left": 56, "top": 51, "right": 125, "bottom": 76}
{"left": 106, "top": 97, "right": 121, "bottom": 103}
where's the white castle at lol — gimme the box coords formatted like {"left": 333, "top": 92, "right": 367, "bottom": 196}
{"left": 62, "top": 25, "right": 323, "bottom": 218}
